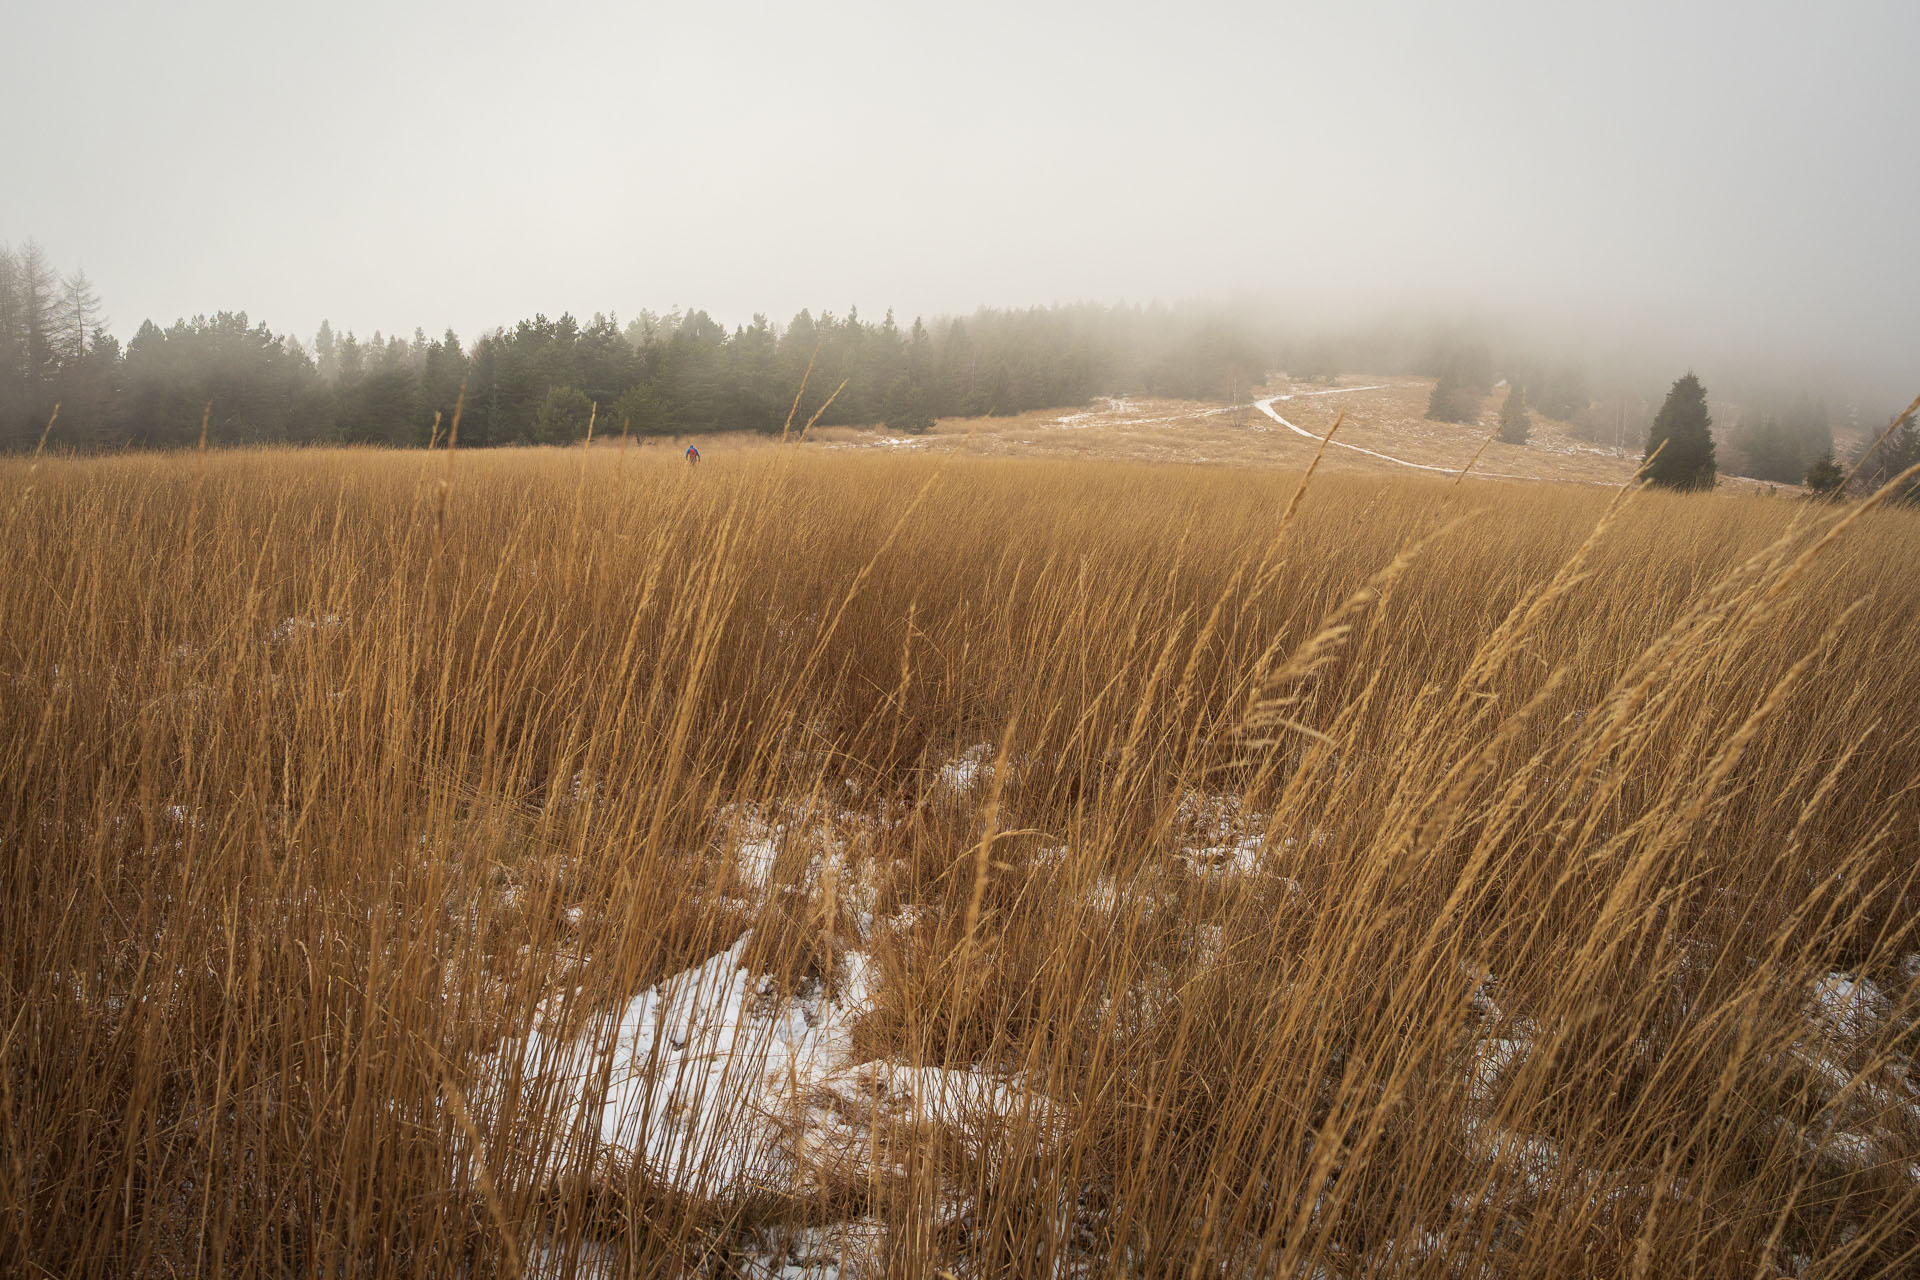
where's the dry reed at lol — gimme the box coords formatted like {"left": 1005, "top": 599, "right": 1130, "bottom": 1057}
{"left": 3, "top": 443, "right": 1918, "bottom": 1278}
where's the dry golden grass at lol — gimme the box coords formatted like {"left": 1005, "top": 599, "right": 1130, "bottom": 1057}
{"left": 812, "top": 378, "right": 1774, "bottom": 494}
{"left": 4, "top": 441, "right": 1919, "bottom": 1278}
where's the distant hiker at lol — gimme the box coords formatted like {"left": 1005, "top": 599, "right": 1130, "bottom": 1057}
{"left": 685, "top": 444, "right": 701, "bottom": 466}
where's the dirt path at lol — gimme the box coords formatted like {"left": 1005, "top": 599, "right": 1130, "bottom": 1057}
{"left": 1255, "top": 389, "right": 1618, "bottom": 485}
{"left": 1257, "top": 389, "right": 1495, "bottom": 477}
{"left": 1251, "top": 391, "right": 1443, "bottom": 475}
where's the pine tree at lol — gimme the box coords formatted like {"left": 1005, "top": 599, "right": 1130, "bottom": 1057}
{"left": 1497, "top": 383, "right": 1530, "bottom": 445}
{"left": 1642, "top": 372, "right": 1717, "bottom": 490}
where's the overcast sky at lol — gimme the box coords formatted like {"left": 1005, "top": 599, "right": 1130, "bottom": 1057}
{"left": 4, "top": 0, "right": 1915, "bottom": 397}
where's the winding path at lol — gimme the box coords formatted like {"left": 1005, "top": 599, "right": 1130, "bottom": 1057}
{"left": 1253, "top": 387, "right": 1460, "bottom": 475}
{"left": 1253, "top": 385, "right": 1597, "bottom": 484}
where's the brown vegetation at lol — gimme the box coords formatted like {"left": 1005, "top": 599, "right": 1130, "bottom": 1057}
{"left": 4, "top": 441, "right": 1919, "bottom": 1277}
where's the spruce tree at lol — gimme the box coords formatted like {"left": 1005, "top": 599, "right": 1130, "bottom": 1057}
{"left": 1497, "top": 382, "right": 1530, "bottom": 445}
{"left": 1803, "top": 450, "right": 1846, "bottom": 500}
{"left": 1426, "top": 367, "right": 1477, "bottom": 423}
{"left": 1642, "top": 372, "right": 1717, "bottom": 490}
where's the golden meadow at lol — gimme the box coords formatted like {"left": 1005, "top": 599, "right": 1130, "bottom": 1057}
{"left": 5, "top": 440, "right": 1919, "bottom": 1277}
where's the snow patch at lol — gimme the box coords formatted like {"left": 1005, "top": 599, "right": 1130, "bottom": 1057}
{"left": 270, "top": 613, "right": 346, "bottom": 644}
{"left": 480, "top": 934, "right": 1054, "bottom": 1203}
{"left": 935, "top": 744, "right": 996, "bottom": 795}
{"left": 1810, "top": 972, "right": 1886, "bottom": 1041}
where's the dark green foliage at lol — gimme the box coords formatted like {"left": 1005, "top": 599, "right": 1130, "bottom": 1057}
{"left": 611, "top": 383, "right": 669, "bottom": 437}
{"left": 1531, "top": 365, "right": 1589, "bottom": 421}
{"left": 1642, "top": 373, "right": 1717, "bottom": 490}
{"left": 1497, "top": 383, "right": 1531, "bottom": 445}
{"left": 118, "top": 313, "right": 317, "bottom": 449}
{"left": 533, "top": 386, "right": 595, "bottom": 444}
{"left": 1430, "top": 343, "right": 1492, "bottom": 395}
{"left": 0, "top": 241, "right": 1275, "bottom": 451}
{"left": 1424, "top": 343, "right": 1489, "bottom": 424}
{"left": 1853, "top": 410, "right": 1920, "bottom": 504}
{"left": 1803, "top": 450, "right": 1847, "bottom": 500}
{"left": 1148, "top": 323, "right": 1266, "bottom": 403}
{"left": 1426, "top": 367, "right": 1479, "bottom": 424}
{"left": 1732, "top": 399, "right": 1833, "bottom": 484}
{"left": 883, "top": 375, "right": 935, "bottom": 433}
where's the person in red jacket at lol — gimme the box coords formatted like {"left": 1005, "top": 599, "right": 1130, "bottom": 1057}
{"left": 685, "top": 443, "right": 701, "bottom": 466}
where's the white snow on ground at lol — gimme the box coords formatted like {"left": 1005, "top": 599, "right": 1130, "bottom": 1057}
{"left": 735, "top": 1218, "right": 889, "bottom": 1279}
{"left": 269, "top": 613, "right": 346, "bottom": 644}
{"left": 1772, "top": 968, "right": 1920, "bottom": 1180}
{"left": 525, "top": 1239, "right": 622, "bottom": 1280}
{"left": 714, "top": 801, "right": 863, "bottom": 897}
{"left": 1173, "top": 791, "right": 1314, "bottom": 889}
{"left": 479, "top": 793, "right": 1920, "bottom": 1274}
{"left": 1809, "top": 971, "right": 1887, "bottom": 1041}
{"left": 734, "top": 830, "right": 784, "bottom": 894}
{"left": 483, "top": 931, "right": 1054, "bottom": 1201}
{"left": 487, "top": 934, "right": 869, "bottom": 1194}
{"left": 1469, "top": 1036, "right": 1531, "bottom": 1106}
{"left": 1049, "top": 397, "right": 1253, "bottom": 430}
{"left": 480, "top": 799, "right": 1054, "bottom": 1213}
{"left": 935, "top": 743, "right": 996, "bottom": 794}
{"left": 1181, "top": 834, "right": 1266, "bottom": 878}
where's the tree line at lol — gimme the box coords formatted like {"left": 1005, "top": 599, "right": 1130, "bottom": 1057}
{"left": 1416, "top": 337, "right": 1913, "bottom": 499}
{"left": 0, "top": 242, "right": 1265, "bottom": 452}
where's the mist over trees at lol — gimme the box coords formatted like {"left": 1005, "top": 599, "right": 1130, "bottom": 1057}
{"left": 5, "top": 240, "right": 1897, "bottom": 479}
{"left": 0, "top": 243, "right": 1268, "bottom": 452}
{"left": 1724, "top": 399, "right": 1834, "bottom": 486}
{"left": 1423, "top": 345, "right": 1492, "bottom": 424}
{"left": 1853, "top": 410, "right": 1920, "bottom": 504}
{"left": 1497, "top": 383, "right": 1530, "bottom": 445}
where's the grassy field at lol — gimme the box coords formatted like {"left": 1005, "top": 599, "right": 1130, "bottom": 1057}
{"left": 808, "top": 377, "right": 1697, "bottom": 489}
{"left": 5, "top": 441, "right": 1920, "bottom": 1278}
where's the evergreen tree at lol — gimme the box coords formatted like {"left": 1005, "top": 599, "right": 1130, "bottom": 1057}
{"left": 0, "top": 244, "right": 1348, "bottom": 452}
{"left": 1426, "top": 367, "right": 1476, "bottom": 423}
{"left": 883, "top": 375, "right": 934, "bottom": 433}
{"left": 1497, "top": 382, "right": 1530, "bottom": 445}
{"left": 611, "top": 382, "right": 669, "bottom": 435}
{"left": 1533, "top": 365, "right": 1590, "bottom": 420}
{"left": 1803, "top": 450, "right": 1846, "bottom": 500}
{"left": 417, "top": 331, "right": 467, "bottom": 440}
{"left": 1642, "top": 372, "right": 1717, "bottom": 490}
{"left": 1731, "top": 398, "right": 1831, "bottom": 484}
{"left": 1854, "top": 411, "right": 1920, "bottom": 504}
{"left": 533, "top": 385, "right": 594, "bottom": 444}
{"left": 314, "top": 321, "right": 338, "bottom": 381}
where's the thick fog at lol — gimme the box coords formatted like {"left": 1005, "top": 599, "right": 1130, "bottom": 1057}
{"left": 4, "top": 0, "right": 1915, "bottom": 400}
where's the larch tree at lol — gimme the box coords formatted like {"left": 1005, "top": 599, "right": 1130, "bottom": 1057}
{"left": 60, "top": 269, "right": 104, "bottom": 363}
